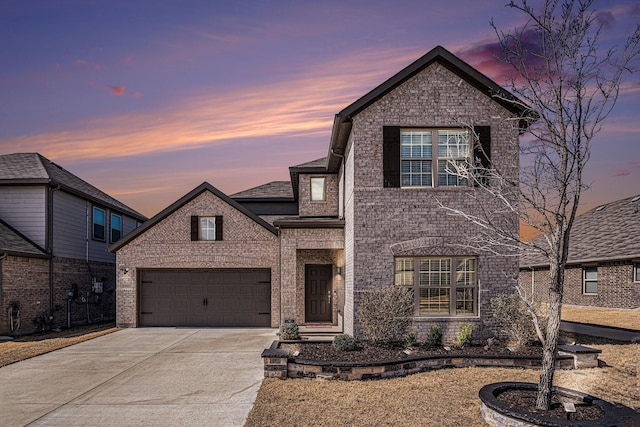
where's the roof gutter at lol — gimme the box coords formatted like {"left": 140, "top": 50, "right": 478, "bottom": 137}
{"left": 327, "top": 114, "right": 352, "bottom": 172}
{"left": 521, "top": 253, "right": 640, "bottom": 269}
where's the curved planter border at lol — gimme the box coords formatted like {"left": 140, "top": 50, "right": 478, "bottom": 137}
{"left": 479, "top": 382, "right": 640, "bottom": 427}
{"left": 262, "top": 340, "right": 574, "bottom": 381}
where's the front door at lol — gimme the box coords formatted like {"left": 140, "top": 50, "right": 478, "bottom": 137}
{"left": 305, "top": 264, "right": 333, "bottom": 322}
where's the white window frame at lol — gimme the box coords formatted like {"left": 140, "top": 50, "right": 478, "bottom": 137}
{"left": 395, "top": 256, "right": 478, "bottom": 316}
{"left": 310, "top": 177, "right": 326, "bottom": 201}
{"left": 583, "top": 266, "right": 598, "bottom": 295}
{"left": 199, "top": 216, "right": 216, "bottom": 241}
{"left": 634, "top": 262, "right": 640, "bottom": 283}
{"left": 92, "top": 207, "right": 106, "bottom": 241}
{"left": 400, "top": 128, "right": 470, "bottom": 188}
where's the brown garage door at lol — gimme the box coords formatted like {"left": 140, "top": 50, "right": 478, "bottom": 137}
{"left": 139, "top": 269, "right": 271, "bottom": 327}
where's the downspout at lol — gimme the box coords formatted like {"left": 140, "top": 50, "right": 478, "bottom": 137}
{"left": 530, "top": 266, "right": 535, "bottom": 304}
{"left": 47, "top": 184, "right": 61, "bottom": 316}
{"left": 330, "top": 148, "right": 346, "bottom": 220}
{"left": 0, "top": 252, "right": 7, "bottom": 307}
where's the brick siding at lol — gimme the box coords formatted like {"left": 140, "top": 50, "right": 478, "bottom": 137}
{"left": 342, "top": 62, "right": 521, "bottom": 340}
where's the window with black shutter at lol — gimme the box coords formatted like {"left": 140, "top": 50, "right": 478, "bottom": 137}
{"left": 191, "top": 215, "right": 223, "bottom": 241}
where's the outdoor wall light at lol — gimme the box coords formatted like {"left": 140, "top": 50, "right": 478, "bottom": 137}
{"left": 336, "top": 266, "right": 342, "bottom": 275}
{"left": 119, "top": 264, "right": 129, "bottom": 275}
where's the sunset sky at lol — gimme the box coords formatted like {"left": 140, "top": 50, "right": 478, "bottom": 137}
{"left": 1, "top": 0, "right": 638, "bottom": 219}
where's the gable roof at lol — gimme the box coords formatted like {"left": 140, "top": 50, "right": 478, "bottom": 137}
{"left": 520, "top": 195, "right": 640, "bottom": 268}
{"left": 0, "top": 218, "right": 48, "bottom": 258}
{"left": 108, "top": 182, "right": 278, "bottom": 252}
{"left": 0, "top": 153, "right": 146, "bottom": 221}
{"left": 230, "top": 181, "right": 294, "bottom": 200}
{"left": 288, "top": 157, "right": 329, "bottom": 201}
{"left": 326, "top": 45, "right": 534, "bottom": 171}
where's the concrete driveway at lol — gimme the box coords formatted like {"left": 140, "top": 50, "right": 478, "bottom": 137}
{"left": 0, "top": 327, "right": 276, "bottom": 426}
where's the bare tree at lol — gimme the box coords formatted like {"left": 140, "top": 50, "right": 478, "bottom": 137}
{"left": 439, "top": 0, "right": 639, "bottom": 410}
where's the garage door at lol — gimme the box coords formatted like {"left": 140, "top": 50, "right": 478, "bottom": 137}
{"left": 139, "top": 269, "right": 271, "bottom": 327}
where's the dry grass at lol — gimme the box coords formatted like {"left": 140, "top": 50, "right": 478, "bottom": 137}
{"left": 245, "top": 343, "right": 639, "bottom": 427}
{"left": 0, "top": 323, "right": 120, "bottom": 367}
{"left": 561, "top": 306, "right": 640, "bottom": 331}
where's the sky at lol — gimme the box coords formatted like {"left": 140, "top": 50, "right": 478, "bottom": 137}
{"left": 1, "top": 0, "right": 638, "bottom": 220}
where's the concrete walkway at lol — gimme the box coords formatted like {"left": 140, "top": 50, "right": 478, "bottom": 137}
{"left": 0, "top": 327, "right": 276, "bottom": 427}
{"left": 560, "top": 321, "right": 640, "bottom": 343}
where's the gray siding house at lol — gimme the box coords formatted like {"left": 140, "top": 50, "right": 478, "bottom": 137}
{"left": 519, "top": 195, "right": 640, "bottom": 310}
{"left": 0, "top": 153, "right": 146, "bottom": 334}
{"left": 110, "top": 46, "right": 530, "bottom": 341}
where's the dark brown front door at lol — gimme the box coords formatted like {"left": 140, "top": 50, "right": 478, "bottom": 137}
{"left": 305, "top": 264, "right": 332, "bottom": 322}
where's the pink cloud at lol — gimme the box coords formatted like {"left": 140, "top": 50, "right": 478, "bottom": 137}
{"left": 612, "top": 161, "right": 640, "bottom": 177}
{"left": 123, "top": 54, "right": 133, "bottom": 66}
{"left": 132, "top": 91, "right": 143, "bottom": 98}
{"left": 109, "top": 85, "right": 126, "bottom": 96}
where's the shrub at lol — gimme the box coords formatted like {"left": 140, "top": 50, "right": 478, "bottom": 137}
{"left": 333, "top": 334, "right": 358, "bottom": 352}
{"left": 491, "top": 293, "right": 547, "bottom": 349}
{"left": 404, "top": 332, "right": 418, "bottom": 348}
{"left": 426, "top": 325, "right": 442, "bottom": 347}
{"left": 279, "top": 322, "right": 300, "bottom": 340}
{"left": 358, "top": 285, "right": 413, "bottom": 345}
{"left": 457, "top": 323, "right": 473, "bottom": 347}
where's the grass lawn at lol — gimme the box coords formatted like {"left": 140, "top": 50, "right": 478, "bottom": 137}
{"left": 245, "top": 342, "right": 638, "bottom": 426}
{"left": 561, "top": 305, "right": 640, "bottom": 331}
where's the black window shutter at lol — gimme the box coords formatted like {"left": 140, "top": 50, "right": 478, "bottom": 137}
{"left": 190, "top": 216, "right": 199, "bottom": 241}
{"left": 473, "top": 126, "right": 491, "bottom": 186}
{"left": 383, "top": 126, "right": 401, "bottom": 188}
{"left": 215, "top": 215, "right": 223, "bottom": 241}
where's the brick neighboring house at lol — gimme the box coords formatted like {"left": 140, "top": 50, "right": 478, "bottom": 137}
{"left": 0, "top": 153, "right": 146, "bottom": 334}
{"left": 519, "top": 195, "right": 640, "bottom": 309}
{"left": 109, "top": 46, "right": 531, "bottom": 341}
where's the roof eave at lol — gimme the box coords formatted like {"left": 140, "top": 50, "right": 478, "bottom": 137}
{"left": 520, "top": 253, "right": 640, "bottom": 269}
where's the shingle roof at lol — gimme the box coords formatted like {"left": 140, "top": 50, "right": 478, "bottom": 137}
{"left": 290, "top": 157, "right": 327, "bottom": 169}
{"left": 0, "top": 153, "right": 146, "bottom": 221}
{"left": 230, "top": 181, "right": 294, "bottom": 199}
{"left": 0, "top": 218, "right": 48, "bottom": 258}
{"left": 520, "top": 194, "right": 640, "bottom": 267}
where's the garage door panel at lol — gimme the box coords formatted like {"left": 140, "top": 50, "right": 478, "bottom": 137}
{"left": 139, "top": 269, "right": 271, "bottom": 327}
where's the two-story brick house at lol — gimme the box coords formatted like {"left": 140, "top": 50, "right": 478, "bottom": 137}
{"left": 110, "top": 46, "right": 530, "bottom": 340}
{"left": 0, "top": 153, "right": 146, "bottom": 334}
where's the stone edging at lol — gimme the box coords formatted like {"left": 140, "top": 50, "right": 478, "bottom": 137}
{"left": 479, "top": 382, "right": 640, "bottom": 427}
{"left": 262, "top": 340, "right": 576, "bottom": 381}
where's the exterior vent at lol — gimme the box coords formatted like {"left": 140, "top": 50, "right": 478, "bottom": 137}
{"left": 595, "top": 205, "right": 605, "bottom": 212}
{"left": 632, "top": 196, "right": 640, "bottom": 202}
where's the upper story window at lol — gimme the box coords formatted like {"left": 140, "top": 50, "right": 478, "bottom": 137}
{"left": 384, "top": 126, "right": 490, "bottom": 189}
{"left": 400, "top": 129, "right": 469, "bottom": 188}
{"left": 92, "top": 207, "right": 106, "bottom": 241}
{"left": 110, "top": 213, "right": 122, "bottom": 243}
{"left": 635, "top": 263, "right": 640, "bottom": 282}
{"left": 310, "top": 177, "right": 326, "bottom": 201}
{"left": 583, "top": 266, "right": 598, "bottom": 294}
{"left": 190, "top": 215, "right": 223, "bottom": 241}
{"left": 395, "top": 256, "right": 477, "bottom": 316}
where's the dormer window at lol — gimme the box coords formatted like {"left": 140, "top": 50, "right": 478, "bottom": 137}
{"left": 310, "top": 177, "right": 326, "bottom": 201}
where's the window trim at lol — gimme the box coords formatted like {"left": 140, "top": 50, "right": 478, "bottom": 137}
{"left": 633, "top": 262, "right": 640, "bottom": 283}
{"left": 92, "top": 206, "right": 106, "bottom": 241}
{"left": 310, "top": 176, "right": 326, "bottom": 202}
{"left": 399, "top": 128, "right": 470, "bottom": 188}
{"left": 583, "top": 266, "right": 598, "bottom": 295}
{"left": 191, "top": 215, "right": 223, "bottom": 241}
{"left": 395, "top": 256, "right": 478, "bottom": 317}
{"left": 110, "top": 213, "right": 122, "bottom": 243}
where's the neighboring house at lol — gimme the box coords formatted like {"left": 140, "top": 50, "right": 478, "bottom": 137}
{"left": 109, "top": 46, "right": 531, "bottom": 341}
{"left": 519, "top": 195, "right": 640, "bottom": 309}
{"left": 0, "top": 153, "right": 146, "bottom": 334}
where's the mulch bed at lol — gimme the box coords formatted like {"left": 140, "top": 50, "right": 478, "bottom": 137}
{"left": 282, "top": 340, "right": 542, "bottom": 363}
{"left": 497, "top": 389, "right": 605, "bottom": 421}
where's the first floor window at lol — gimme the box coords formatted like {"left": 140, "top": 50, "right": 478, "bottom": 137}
{"left": 395, "top": 256, "right": 477, "bottom": 316}
{"left": 583, "top": 266, "right": 598, "bottom": 294}
{"left": 93, "top": 207, "right": 105, "bottom": 241}
{"left": 111, "top": 213, "right": 122, "bottom": 242}
{"left": 634, "top": 263, "right": 640, "bottom": 282}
